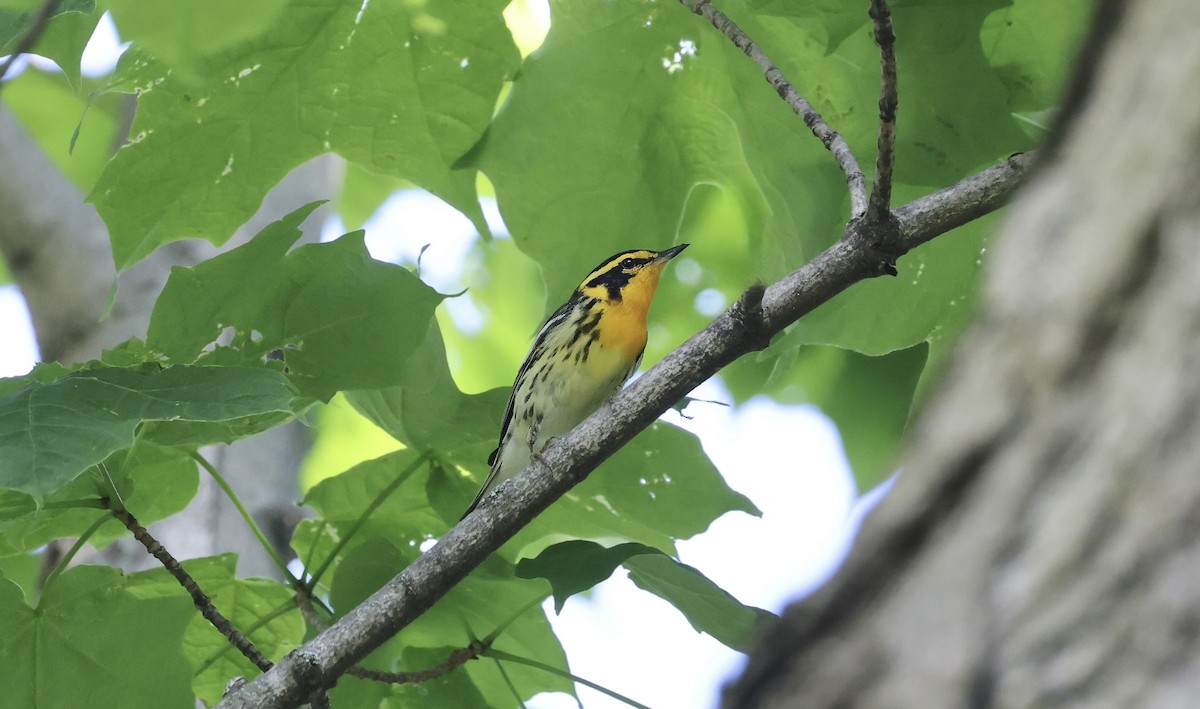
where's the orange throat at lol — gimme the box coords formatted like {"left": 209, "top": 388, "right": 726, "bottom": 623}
{"left": 595, "top": 265, "right": 664, "bottom": 360}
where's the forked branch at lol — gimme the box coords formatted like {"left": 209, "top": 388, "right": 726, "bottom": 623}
{"left": 679, "top": 0, "right": 869, "bottom": 218}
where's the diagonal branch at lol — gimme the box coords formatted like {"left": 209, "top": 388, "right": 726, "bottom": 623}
{"left": 112, "top": 506, "right": 273, "bottom": 673}
{"left": 217, "top": 150, "right": 1035, "bottom": 709}
{"left": 868, "top": 0, "right": 899, "bottom": 221}
{"left": 680, "top": 0, "right": 869, "bottom": 218}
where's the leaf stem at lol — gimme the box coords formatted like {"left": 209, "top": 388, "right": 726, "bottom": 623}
{"left": 305, "top": 452, "right": 428, "bottom": 591}
{"left": 41, "top": 498, "right": 108, "bottom": 510}
{"left": 189, "top": 451, "right": 301, "bottom": 587}
{"left": 190, "top": 450, "right": 336, "bottom": 618}
{"left": 485, "top": 648, "right": 651, "bottom": 709}
{"left": 38, "top": 513, "right": 111, "bottom": 602}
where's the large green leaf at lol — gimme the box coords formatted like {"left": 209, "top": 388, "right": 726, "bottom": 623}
{"left": 0, "top": 442, "right": 198, "bottom": 556}
{"left": 625, "top": 553, "right": 775, "bottom": 654}
{"left": 103, "top": 0, "right": 288, "bottom": 81}
{"left": 981, "top": 0, "right": 1092, "bottom": 115}
{"left": 0, "top": 364, "right": 294, "bottom": 501}
{"left": 509, "top": 421, "right": 760, "bottom": 556}
{"left": 146, "top": 203, "right": 444, "bottom": 402}
{"left": 347, "top": 319, "right": 510, "bottom": 453}
{"left": 517, "top": 539, "right": 775, "bottom": 653}
{"left": 91, "top": 0, "right": 520, "bottom": 268}
{"left": 0, "top": 565, "right": 195, "bottom": 708}
{"left": 126, "top": 555, "right": 305, "bottom": 706}
{"left": 515, "top": 539, "right": 658, "bottom": 612}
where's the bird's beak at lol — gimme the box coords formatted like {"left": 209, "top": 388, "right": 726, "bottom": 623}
{"left": 654, "top": 243, "right": 689, "bottom": 263}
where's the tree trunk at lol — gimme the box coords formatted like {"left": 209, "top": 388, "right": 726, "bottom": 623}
{"left": 726, "top": 0, "right": 1200, "bottom": 707}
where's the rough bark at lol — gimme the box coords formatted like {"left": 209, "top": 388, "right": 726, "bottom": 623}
{"left": 0, "top": 109, "right": 341, "bottom": 577}
{"left": 726, "top": 0, "right": 1200, "bottom": 706}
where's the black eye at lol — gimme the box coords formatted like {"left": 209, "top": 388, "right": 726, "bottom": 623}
{"left": 621, "top": 258, "right": 637, "bottom": 269}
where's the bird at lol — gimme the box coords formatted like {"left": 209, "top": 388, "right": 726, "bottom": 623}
{"left": 462, "top": 243, "right": 689, "bottom": 518}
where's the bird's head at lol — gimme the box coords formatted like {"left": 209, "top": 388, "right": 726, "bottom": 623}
{"left": 576, "top": 243, "right": 689, "bottom": 308}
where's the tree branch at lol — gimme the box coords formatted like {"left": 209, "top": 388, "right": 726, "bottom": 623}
{"left": 679, "top": 0, "right": 869, "bottom": 218}
{"left": 217, "top": 152, "right": 1033, "bottom": 709}
{"left": 867, "top": 0, "right": 898, "bottom": 221}
{"left": 0, "top": 0, "right": 61, "bottom": 89}
{"left": 111, "top": 506, "right": 273, "bottom": 673}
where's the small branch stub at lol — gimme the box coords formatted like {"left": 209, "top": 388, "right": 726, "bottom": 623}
{"left": 731, "top": 284, "right": 771, "bottom": 351}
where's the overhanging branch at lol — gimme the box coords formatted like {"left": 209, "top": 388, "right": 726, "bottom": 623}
{"left": 218, "top": 150, "right": 1035, "bottom": 709}
{"left": 680, "top": 0, "right": 869, "bottom": 218}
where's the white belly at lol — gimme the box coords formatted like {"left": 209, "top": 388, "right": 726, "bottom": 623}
{"left": 495, "top": 340, "right": 633, "bottom": 489}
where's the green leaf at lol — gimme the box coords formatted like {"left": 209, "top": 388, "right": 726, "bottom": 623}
{"left": 0, "top": 553, "right": 40, "bottom": 604}
{"left": 0, "top": 565, "right": 195, "bottom": 708}
{"left": 981, "top": 0, "right": 1092, "bottom": 113}
{"left": 103, "top": 0, "right": 288, "bottom": 81}
{"left": 146, "top": 203, "right": 444, "bottom": 402}
{"left": 0, "top": 442, "right": 198, "bottom": 556}
{"left": 517, "top": 540, "right": 775, "bottom": 653}
{"left": 300, "top": 449, "right": 441, "bottom": 583}
{"left": 624, "top": 554, "right": 776, "bottom": 653}
{"left": 91, "top": 0, "right": 520, "bottom": 268}
{"left": 328, "top": 538, "right": 572, "bottom": 704}
{"left": 511, "top": 421, "right": 760, "bottom": 556}
{"left": 781, "top": 171, "right": 1000, "bottom": 359}
{"left": 725, "top": 343, "right": 928, "bottom": 489}
{"left": 516, "top": 540, "right": 660, "bottom": 612}
{"left": 1, "top": 67, "right": 119, "bottom": 190}
{"left": 390, "top": 646, "right": 499, "bottom": 709}
{"left": 336, "top": 161, "right": 405, "bottom": 231}
{"left": 0, "top": 0, "right": 98, "bottom": 88}
{"left": 816, "top": 344, "right": 927, "bottom": 488}
{"left": 347, "top": 319, "right": 509, "bottom": 453}
{"left": 747, "top": 0, "right": 868, "bottom": 54}
{"left": 0, "top": 364, "right": 294, "bottom": 501}
{"left": 125, "top": 555, "right": 305, "bottom": 706}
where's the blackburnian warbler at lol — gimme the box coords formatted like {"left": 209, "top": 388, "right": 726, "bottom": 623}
{"left": 463, "top": 244, "right": 689, "bottom": 517}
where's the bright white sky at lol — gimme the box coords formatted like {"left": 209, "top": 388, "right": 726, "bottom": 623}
{"left": 0, "top": 12, "right": 891, "bottom": 708}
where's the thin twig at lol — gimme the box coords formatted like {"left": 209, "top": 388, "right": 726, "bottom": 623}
{"left": 196, "top": 599, "right": 299, "bottom": 675}
{"left": 347, "top": 641, "right": 487, "bottom": 684}
{"left": 299, "top": 572, "right": 481, "bottom": 685}
{"left": 110, "top": 505, "right": 274, "bottom": 673}
{"left": 0, "top": 0, "right": 61, "bottom": 89}
{"left": 190, "top": 451, "right": 317, "bottom": 605}
{"left": 486, "top": 649, "right": 652, "bottom": 709}
{"left": 305, "top": 453, "right": 428, "bottom": 590}
{"left": 680, "top": 0, "right": 868, "bottom": 217}
{"left": 868, "top": 0, "right": 899, "bottom": 221}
